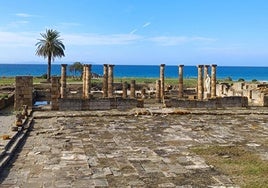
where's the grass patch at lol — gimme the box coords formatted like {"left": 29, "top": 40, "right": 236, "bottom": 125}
{"left": 0, "top": 76, "right": 198, "bottom": 88}
{"left": 190, "top": 145, "right": 268, "bottom": 187}
{"left": 0, "top": 77, "right": 15, "bottom": 85}
{"left": 0, "top": 93, "right": 9, "bottom": 99}
{"left": 114, "top": 77, "right": 197, "bottom": 88}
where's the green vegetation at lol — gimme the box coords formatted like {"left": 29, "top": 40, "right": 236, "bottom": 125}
{"left": 69, "top": 62, "right": 83, "bottom": 78}
{"left": 224, "top": 76, "right": 233, "bottom": 82}
{"left": 0, "top": 93, "right": 8, "bottom": 99}
{"left": 114, "top": 77, "right": 197, "bottom": 88}
{"left": 35, "top": 29, "right": 65, "bottom": 81}
{"left": 0, "top": 77, "right": 15, "bottom": 85}
{"left": 191, "top": 145, "right": 268, "bottom": 187}
{"left": 0, "top": 76, "right": 258, "bottom": 88}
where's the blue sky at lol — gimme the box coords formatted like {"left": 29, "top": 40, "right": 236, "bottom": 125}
{"left": 0, "top": 0, "right": 268, "bottom": 66}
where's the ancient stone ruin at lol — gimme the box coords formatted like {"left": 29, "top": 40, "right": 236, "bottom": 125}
{"left": 14, "top": 64, "right": 268, "bottom": 111}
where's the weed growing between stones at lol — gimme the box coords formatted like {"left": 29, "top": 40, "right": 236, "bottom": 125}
{"left": 190, "top": 145, "right": 268, "bottom": 187}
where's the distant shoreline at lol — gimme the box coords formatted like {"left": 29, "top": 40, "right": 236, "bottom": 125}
{"left": 0, "top": 64, "right": 268, "bottom": 81}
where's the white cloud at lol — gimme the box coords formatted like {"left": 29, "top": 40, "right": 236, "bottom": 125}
{"left": 148, "top": 36, "right": 216, "bottom": 46}
{"left": 142, "top": 22, "right": 151, "bottom": 28}
{"left": 5, "top": 20, "right": 30, "bottom": 29}
{"left": 0, "top": 30, "right": 215, "bottom": 49}
{"left": 15, "top": 13, "right": 34, "bottom": 18}
{"left": 63, "top": 33, "right": 142, "bottom": 46}
{"left": 130, "top": 29, "right": 138, "bottom": 34}
{"left": 0, "top": 31, "right": 36, "bottom": 47}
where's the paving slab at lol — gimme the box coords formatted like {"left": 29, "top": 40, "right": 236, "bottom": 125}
{"left": 0, "top": 108, "right": 267, "bottom": 187}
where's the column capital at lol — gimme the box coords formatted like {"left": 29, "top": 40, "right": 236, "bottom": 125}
{"left": 61, "top": 64, "right": 67, "bottom": 67}
{"left": 211, "top": 64, "right": 217, "bottom": 67}
{"left": 197, "top": 65, "right": 204, "bottom": 68}
{"left": 204, "top": 65, "right": 210, "bottom": 68}
{"left": 178, "top": 65, "right": 184, "bottom": 67}
{"left": 160, "top": 64, "right": 165, "bottom": 67}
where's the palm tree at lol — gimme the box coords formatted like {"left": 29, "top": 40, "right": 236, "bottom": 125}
{"left": 35, "top": 29, "right": 65, "bottom": 81}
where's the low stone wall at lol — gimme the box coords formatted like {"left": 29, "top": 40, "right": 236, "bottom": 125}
{"left": 166, "top": 96, "right": 248, "bottom": 108}
{"left": 58, "top": 98, "right": 143, "bottom": 111}
{"left": 263, "top": 95, "right": 268, "bottom": 107}
{"left": 0, "top": 94, "right": 14, "bottom": 110}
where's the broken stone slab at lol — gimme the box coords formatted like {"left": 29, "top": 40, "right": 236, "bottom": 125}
{"left": 94, "top": 178, "right": 109, "bottom": 187}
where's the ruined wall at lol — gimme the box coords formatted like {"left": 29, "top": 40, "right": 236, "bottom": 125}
{"left": 51, "top": 77, "right": 60, "bottom": 110}
{"left": 263, "top": 95, "right": 268, "bottom": 106}
{"left": 58, "top": 98, "right": 142, "bottom": 111}
{"left": 14, "top": 76, "right": 33, "bottom": 110}
{"left": 167, "top": 96, "right": 248, "bottom": 108}
{"left": 0, "top": 94, "right": 14, "bottom": 109}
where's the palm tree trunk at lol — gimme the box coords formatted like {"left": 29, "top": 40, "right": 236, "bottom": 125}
{"left": 47, "top": 55, "right": 52, "bottom": 82}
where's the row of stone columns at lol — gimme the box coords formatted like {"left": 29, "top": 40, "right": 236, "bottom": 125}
{"left": 197, "top": 64, "right": 217, "bottom": 100}
{"left": 61, "top": 63, "right": 134, "bottom": 99}
{"left": 60, "top": 63, "right": 217, "bottom": 101}
{"left": 157, "top": 64, "right": 184, "bottom": 102}
{"left": 156, "top": 64, "right": 217, "bottom": 102}
{"left": 102, "top": 64, "right": 115, "bottom": 98}
{"left": 60, "top": 64, "right": 92, "bottom": 99}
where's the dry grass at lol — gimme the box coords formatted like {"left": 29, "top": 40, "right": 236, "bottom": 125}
{"left": 191, "top": 145, "right": 268, "bottom": 188}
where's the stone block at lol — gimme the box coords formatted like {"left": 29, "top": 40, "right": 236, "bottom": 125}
{"left": 90, "top": 99, "right": 111, "bottom": 110}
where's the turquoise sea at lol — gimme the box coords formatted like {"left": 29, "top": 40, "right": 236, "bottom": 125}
{"left": 0, "top": 64, "right": 267, "bottom": 82}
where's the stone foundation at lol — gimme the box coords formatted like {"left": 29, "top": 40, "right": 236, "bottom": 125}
{"left": 0, "top": 94, "right": 14, "bottom": 109}
{"left": 166, "top": 96, "right": 248, "bottom": 108}
{"left": 58, "top": 98, "right": 143, "bottom": 111}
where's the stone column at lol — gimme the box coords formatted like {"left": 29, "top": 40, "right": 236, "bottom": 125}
{"left": 178, "top": 65, "right": 184, "bottom": 98}
{"left": 85, "top": 64, "right": 91, "bottom": 99}
{"left": 51, "top": 77, "right": 60, "bottom": 110}
{"left": 203, "top": 65, "right": 209, "bottom": 92}
{"left": 197, "top": 65, "right": 204, "bottom": 100}
{"left": 160, "top": 64, "right": 165, "bottom": 100}
{"left": 130, "top": 80, "right": 136, "bottom": 98}
{"left": 102, "top": 64, "right": 108, "bottom": 98}
{"left": 82, "top": 65, "right": 87, "bottom": 98}
{"left": 211, "top": 64, "right": 217, "bottom": 98}
{"left": 108, "top": 64, "right": 114, "bottom": 98}
{"left": 122, "top": 81, "right": 128, "bottom": 99}
{"left": 141, "top": 88, "right": 146, "bottom": 99}
{"left": 60, "top": 64, "right": 67, "bottom": 99}
{"left": 156, "top": 80, "right": 161, "bottom": 103}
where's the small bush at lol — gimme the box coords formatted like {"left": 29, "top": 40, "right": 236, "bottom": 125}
{"left": 224, "top": 76, "right": 232, "bottom": 82}
{"left": 41, "top": 73, "right": 47, "bottom": 79}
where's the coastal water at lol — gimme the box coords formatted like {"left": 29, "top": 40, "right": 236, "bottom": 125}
{"left": 0, "top": 64, "right": 267, "bottom": 81}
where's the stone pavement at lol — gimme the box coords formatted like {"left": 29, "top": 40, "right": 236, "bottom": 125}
{"left": 0, "top": 108, "right": 267, "bottom": 187}
{"left": 0, "top": 106, "right": 15, "bottom": 138}
{"left": 0, "top": 106, "right": 33, "bottom": 177}
{"left": 0, "top": 106, "right": 16, "bottom": 157}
